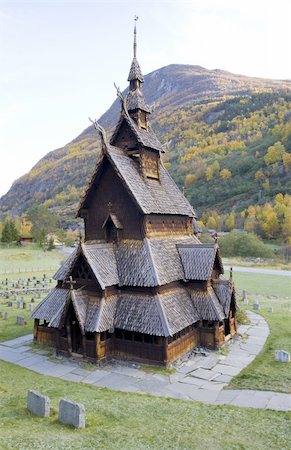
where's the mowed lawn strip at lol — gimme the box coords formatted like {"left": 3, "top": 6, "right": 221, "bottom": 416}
{"left": 224, "top": 269, "right": 291, "bottom": 297}
{"left": 0, "top": 361, "right": 290, "bottom": 450}
{"left": 228, "top": 297, "right": 291, "bottom": 393}
{"left": 0, "top": 245, "right": 64, "bottom": 275}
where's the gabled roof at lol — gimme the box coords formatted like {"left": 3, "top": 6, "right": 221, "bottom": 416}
{"left": 77, "top": 145, "right": 195, "bottom": 218}
{"left": 107, "top": 146, "right": 195, "bottom": 216}
{"left": 178, "top": 243, "right": 224, "bottom": 281}
{"left": 53, "top": 246, "right": 80, "bottom": 281}
{"left": 102, "top": 213, "right": 123, "bottom": 230}
{"left": 212, "top": 279, "right": 236, "bottom": 316}
{"left": 128, "top": 57, "right": 144, "bottom": 82}
{"left": 190, "top": 286, "right": 225, "bottom": 322}
{"left": 81, "top": 242, "right": 119, "bottom": 289}
{"left": 30, "top": 288, "right": 69, "bottom": 324}
{"left": 110, "top": 113, "right": 164, "bottom": 153}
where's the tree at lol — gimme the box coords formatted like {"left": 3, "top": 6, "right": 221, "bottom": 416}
{"left": 264, "top": 141, "right": 285, "bottom": 166}
{"left": 283, "top": 152, "right": 291, "bottom": 172}
{"left": 26, "top": 206, "right": 57, "bottom": 247}
{"left": 220, "top": 168, "right": 232, "bottom": 180}
{"left": 205, "top": 160, "right": 220, "bottom": 181}
{"left": 1, "top": 219, "right": 19, "bottom": 244}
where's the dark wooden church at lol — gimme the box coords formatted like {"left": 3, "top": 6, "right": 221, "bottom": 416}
{"left": 31, "top": 24, "right": 237, "bottom": 365}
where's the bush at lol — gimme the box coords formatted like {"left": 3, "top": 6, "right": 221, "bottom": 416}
{"left": 236, "top": 308, "right": 250, "bottom": 325}
{"left": 219, "top": 230, "right": 274, "bottom": 258}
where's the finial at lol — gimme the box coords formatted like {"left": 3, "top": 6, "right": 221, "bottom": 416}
{"left": 230, "top": 267, "right": 233, "bottom": 281}
{"left": 78, "top": 230, "right": 82, "bottom": 243}
{"left": 89, "top": 117, "right": 108, "bottom": 151}
{"left": 108, "top": 201, "right": 112, "bottom": 212}
{"left": 134, "top": 15, "right": 138, "bottom": 58}
{"left": 114, "top": 82, "right": 130, "bottom": 118}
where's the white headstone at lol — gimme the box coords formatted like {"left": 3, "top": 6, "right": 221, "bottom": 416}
{"left": 275, "top": 350, "right": 290, "bottom": 363}
{"left": 243, "top": 299, "right": 249, "bottom": 305}
{"left": 267, "top": 306, "right": 273, "bottom": 313}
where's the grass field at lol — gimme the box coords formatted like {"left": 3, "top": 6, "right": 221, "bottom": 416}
{"left": 225, "top": 269, "right": 291, "bottom": 297}
{"left": 0, "top": 246, "right": 290, "bottom": 448}
{"left": 228, "top": 296, "right": 291, "bottom": 393}
{"left": 0, "top": 245, "right": 64, "bottom": 276}
{"left": 0, "top": 361, "right": 290, "bottom": 450}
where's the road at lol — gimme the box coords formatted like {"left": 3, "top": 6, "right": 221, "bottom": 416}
{"left": 224, "top": 266, "right": 291, "bottom": 277}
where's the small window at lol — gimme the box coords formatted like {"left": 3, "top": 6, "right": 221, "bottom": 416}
{"left": 106, "top": 219, "right": 117, "bottom": 243}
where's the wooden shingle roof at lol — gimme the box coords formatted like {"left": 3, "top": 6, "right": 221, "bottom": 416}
{"left": 212, "top": 279, "right": 236, "bottom": 316}
{"left": 178, "top": 243, "right": 224, "bottom": 281}
{"left": 126, "top": 88, "right": 151, "bottom": 113}
{"left": 110, "top": 113, "right": 164, "bottom": 152}
{"left": 127, "top": 57, "right": 144, "bottom": 82}
{"left": 30, "top": 288, "right": 69, "bottom": 325}
{"left": 190, "top": 286, "right": 225, "bottom": 322}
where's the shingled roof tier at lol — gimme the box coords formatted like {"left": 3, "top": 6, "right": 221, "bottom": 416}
{"left": 212, "top": 279, "right": 236, "bottom": 316}
{"left": 54, "top": 236, "right": 207, "bottom": 288}
{"left": 126, "top": 88, "right": 151, "bottom": 113}
{"left": 31, "top": 283, "right": 229, "bottom": 337}
{"left": 127, "top": 57, "right": 144, "bottom": 82}
{"left": 110, "top": 113, "right": 164, "bottom": 152}
{"left": 178, "top": 243, "right": 224, "bottom": 281}
{"left": 77, "top": 144, "right": 195, "bottom": 218}
{"left": 30, "top": 288, "right": 69, "bottom": 325}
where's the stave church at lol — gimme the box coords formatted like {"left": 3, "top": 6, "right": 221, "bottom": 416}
{"left": 31, "top": 23, "right": 237, "bottom": 365}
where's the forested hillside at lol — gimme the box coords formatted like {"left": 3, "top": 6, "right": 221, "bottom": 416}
{"left": 0, "top": 64, "right": 290, "bottom": 230}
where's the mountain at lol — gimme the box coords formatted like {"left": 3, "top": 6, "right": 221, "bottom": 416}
{"left": 1, "top": 64, "right": 290, "bottom": 227}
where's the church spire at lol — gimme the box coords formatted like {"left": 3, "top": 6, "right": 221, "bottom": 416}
{"left": 133, "top": 15, "right": 138, "bottom": 58}
{"left": 127, "top": 16, "right": 151, "bottom": 118}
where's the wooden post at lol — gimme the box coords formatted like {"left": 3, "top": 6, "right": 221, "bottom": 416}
{"left": 82, "top": 334, "right": 87, "bottom": 358}
{"left": 66, "top": 324, "right": 72, "bottom": 354}
{"left": 33, "top": 319, "right": 39, "bottom": 341}
{"left": 95, "top": 333, "right": 100, "bottom": 361}
{"left": 163, "top": 337, "right": 169, "bottom": 366}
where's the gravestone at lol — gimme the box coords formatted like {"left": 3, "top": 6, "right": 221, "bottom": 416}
{"left": 36, "top": 293, "right": 41, "bottom": 299}
{"left": 7, "top": 301, "right": 13, "bottom": 307}
{"left": 275, "top": 350, "right": 290, "bottom": 363}
{"left": 23, "top": 302, "right": 26, "bottom": 309}
{"left": 253, "top": 302, "right": 260, "bottom": 310}
{"left": 31, "top": 298, "right": 35, "bottom": 303}
{"left": 267, "top": 306, "right": 273, "bottom": 313}
{"left": 17, "top": 301, "right": 22, "bottom": 309}
{"left": 4, "top": 312, "right": 8, "bottom": 320}
{"left": 27, "top": 390, "right": 50, "bottom": 417}
{"left": 243, "top": 298, "right": 249, "bottom": 305}
{"left": 16, "top": 316, "right": 25, "bottom": 325}
{"left": 59, "top": 399, "right": 85, "bottom": 428}
{"left": 29, "top": 303, "right": 33, "bottom": 312}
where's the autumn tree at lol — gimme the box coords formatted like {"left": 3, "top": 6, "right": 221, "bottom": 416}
{"left": 220, "top": 168, "right": 232, "bottom": 180}
{"left": 264, "top": 141, "right": 285, "bottom": 165}
{"left": 205, "top": 160, "right": 220, "bottom": 181}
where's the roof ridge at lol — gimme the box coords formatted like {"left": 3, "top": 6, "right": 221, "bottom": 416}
{"left": 144, "top": 237, "right": 161, "bottom": 286}
{"left": 155, "top": 293, "right": 171, "bottom": 337}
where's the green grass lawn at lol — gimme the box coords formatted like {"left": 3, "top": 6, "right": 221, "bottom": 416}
{"left": 225, "top": 269, "right": 291, "bottom": 297}
{"left": 0, "top": 361, "right": 290, "bottom": 450}
{"left": 228, "top": 296, "right": 291, "bottom": 393}
{"left": 0, "top": 244, "right": 64, "bottom": 276}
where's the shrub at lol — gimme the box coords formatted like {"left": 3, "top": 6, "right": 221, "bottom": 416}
{"left": 219, "top": 230, "right": 274, "bottom": 258}
{"left": 236, "top": 308, "right": 250, "bottom": 325}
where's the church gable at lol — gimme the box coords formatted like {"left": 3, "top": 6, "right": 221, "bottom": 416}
{"left": 83, "top": 157, "right": 144, "bottom": 241}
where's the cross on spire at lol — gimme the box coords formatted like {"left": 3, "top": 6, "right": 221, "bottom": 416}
{"left": 134, "top": 15, "right": 138, "bottom": 58}
{"left": 65, "top": 276, "right": 76, "bottom": 291}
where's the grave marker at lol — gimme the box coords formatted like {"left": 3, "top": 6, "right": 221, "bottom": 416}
{"left": 27, "top": 390, "right": 50, "bottom": 417}
{"left": 275, "top": 350, "right": 290, "bottom": 363}
{"left": 59, "top": 399, "right": 85, "bottom": 428}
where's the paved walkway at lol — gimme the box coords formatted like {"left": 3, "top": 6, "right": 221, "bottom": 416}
{"left": 0, "top": 311, "right": 290, "bottom": 411}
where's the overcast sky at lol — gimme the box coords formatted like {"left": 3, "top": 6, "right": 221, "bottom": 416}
{"left": 0, "top": 0, "right": 290, "bottom": 198}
